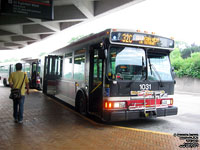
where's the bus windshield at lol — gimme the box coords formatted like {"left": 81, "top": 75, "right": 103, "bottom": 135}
{"left": 108, "top": 46, "right": 146, "bottom": 81}
{"left": 147, "top": 52, "right": 173, "bottom": 81}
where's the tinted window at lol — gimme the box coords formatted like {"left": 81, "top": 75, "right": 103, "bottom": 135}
{"left": 74, "top": 55, "right": 85, "bottom": 81}
{"left": 109, "top": 46, "right": 146, "bottom": 81}
{"left": 63, "top": 57, "right": 72, "bottom": 79}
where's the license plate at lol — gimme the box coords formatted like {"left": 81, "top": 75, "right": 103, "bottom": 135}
{"left": 130, "top": 91, "right": 138, "bottom": 95}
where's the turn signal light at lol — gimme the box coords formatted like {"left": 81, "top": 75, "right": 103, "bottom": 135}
{"left": 105, "top": 102, "right": 108, "bottom": 108}
{"left": 105, "top": 101, "right": 112, "bottom": 109}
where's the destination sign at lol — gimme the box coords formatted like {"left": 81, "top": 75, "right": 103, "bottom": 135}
{"left": 1, "top": 0, "right": 54, "bottom": 20}
{"left": 111, "top": 32, "right": 174, "bottom": 49}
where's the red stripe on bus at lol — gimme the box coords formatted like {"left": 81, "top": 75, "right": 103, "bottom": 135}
{"left": 19, "top": 0, "right": 51, "bottom": 6}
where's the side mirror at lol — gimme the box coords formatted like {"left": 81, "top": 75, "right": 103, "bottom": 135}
{"left": 171, "top": 67, "right": 176, "bottom": 79}
{"left": 172, "top": 67, "right": 175, "bottom": 72}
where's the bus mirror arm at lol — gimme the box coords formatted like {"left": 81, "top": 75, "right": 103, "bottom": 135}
{"left": 98, "top": 49, "right": 105, "bottom": 59}
{"left": 172, "top": 67, "right": 176, "bottom": 79}
{"left": 98, "top": 40, "right": 108, "bottom": 59}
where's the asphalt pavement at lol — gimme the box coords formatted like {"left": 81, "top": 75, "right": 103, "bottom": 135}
{"left": 111, "top": 92, "right": 200, "bottom": 135}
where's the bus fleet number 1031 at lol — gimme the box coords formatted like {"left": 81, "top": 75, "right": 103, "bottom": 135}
{"left": 139, "top": 84, "right": 151, "bottom": 90}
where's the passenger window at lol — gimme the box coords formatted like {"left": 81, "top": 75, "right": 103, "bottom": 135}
{"left": 93, "top": 49, "right": 102, "bottom": 82}
{"left": 74, "top": 55, "right": 85, "bottom": 81}
{"left": 57, "top": 57, "right": 61, "bottom": 76}
{"left": 49, "top": 58, "right": 52, "bottom": 74}
{"left": 63, "top": 57, "right": 72, "bottom": 79}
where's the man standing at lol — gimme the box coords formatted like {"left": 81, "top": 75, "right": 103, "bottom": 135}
{"left": 9, "top": 63, "right": 29, "bottom": 124}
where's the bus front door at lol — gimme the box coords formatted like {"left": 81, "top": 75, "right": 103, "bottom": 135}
{"left": 43, "top": 55, "right": 62, "bottom": 95}
{"left": 89, "top": 48, "right": 104, "bottom": 114}
{"left": 30, "top": 62, "right": 38, "bottom": 89}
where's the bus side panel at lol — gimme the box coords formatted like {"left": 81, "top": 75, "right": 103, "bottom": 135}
{"left": 55, "top": 79, "right": 76, "bottom": 106}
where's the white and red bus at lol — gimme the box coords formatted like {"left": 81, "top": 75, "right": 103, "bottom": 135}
{"left": 43, "top": 29, "right": 178, "bottom": 121}
{"left": 0, "top": 58, "right": 43, "bottom": 90}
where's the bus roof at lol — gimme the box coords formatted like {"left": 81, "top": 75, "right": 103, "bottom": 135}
{"left": 55, "top": 28, "right": 174, "bottom": 52}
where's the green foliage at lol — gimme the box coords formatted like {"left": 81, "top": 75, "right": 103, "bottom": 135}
{"left": 170, "top": 46, "right": 200, "bottom": 79}
{"left": 175, "top": 41, "right": 188, "bottom": 49}
{"left": 170, "top": 48, "right": 183, "bottom": 71}
{"left": 181, "top": 45, "right": 200, "bottom": 58}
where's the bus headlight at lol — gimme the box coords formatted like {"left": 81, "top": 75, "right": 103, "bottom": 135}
{"left": 162, "top": 100, "right": 172, "bottom": 105}
{"left": 114, "top": 102, "right": 126, "bottom": 108}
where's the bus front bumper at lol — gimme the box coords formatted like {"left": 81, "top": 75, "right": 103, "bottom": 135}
{"left": 102, "top": 106, "right": 178, "bottom": 122}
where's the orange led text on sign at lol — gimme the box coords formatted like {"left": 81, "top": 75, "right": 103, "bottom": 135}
{"left": 121, "top": 33, "right": 133, "bottom": 43}
{"left": 143, "top": 37, "right": 160, "bottom": 46}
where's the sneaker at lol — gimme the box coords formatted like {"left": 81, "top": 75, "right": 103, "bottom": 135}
{"left": 14, "top": 119, "right": 18, "bottom": 123}
{"left": 18, "top": 121, "right": 23, "bottom": 124}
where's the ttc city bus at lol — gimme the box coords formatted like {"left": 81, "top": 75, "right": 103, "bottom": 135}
{"left": 0, "top": 62, "right": 30, "bottom": 86}
{"left": 0, "top": 58, "right": 43, "bottom": 90}
{"left": 43, "top": 29, "right": 178, "bottom": 121}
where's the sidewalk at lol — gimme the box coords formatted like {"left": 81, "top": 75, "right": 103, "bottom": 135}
{"left": 0, "top": 86, "right": 198, "bottom": 150}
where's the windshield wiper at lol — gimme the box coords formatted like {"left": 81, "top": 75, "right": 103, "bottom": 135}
{"left": 142, "top": 56, "right": 145, "bottom": 77}
{"left": 149, "top": 59, "right": 163, "bottom": 87}
{"left": 148, "top": 58, "right": 153, "bottom": 75}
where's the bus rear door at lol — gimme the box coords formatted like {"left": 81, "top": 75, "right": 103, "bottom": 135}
{"left": 43, "top": 55, "right": 62, "bottom": 95}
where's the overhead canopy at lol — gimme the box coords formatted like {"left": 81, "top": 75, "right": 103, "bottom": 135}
{"left": 0, "top": 0, "right": 145, "bottom": 50}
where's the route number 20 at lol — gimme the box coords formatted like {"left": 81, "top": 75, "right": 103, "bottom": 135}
{"left": 139, "top": 84, "right": 151, "bottom": 90}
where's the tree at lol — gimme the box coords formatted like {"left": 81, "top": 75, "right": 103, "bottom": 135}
{"left": 175, "top": 41, "right": 189, "bottom": 50}
{"left": 170, "top": 47, "right": 200, "bottom": 79}
{"left": 170, "top": 48, "right": 183, "bottom": 71}
{"left": 181, "top": 45, "right": 200, "bottom": 59}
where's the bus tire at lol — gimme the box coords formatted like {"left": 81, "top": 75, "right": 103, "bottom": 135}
{"left": 3, "top": 79, "right": 7, "bottom": 87}
{"left": 76, "top": 92, "right": 87, "bottom": 115}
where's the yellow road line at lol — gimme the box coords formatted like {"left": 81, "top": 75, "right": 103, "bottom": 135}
{"left": 112, "top": 125, "right": 172, "bottom": 136}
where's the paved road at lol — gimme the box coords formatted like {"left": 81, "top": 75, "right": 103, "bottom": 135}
{"left": 110, "top": 92, "right": 200, "bottom": 134}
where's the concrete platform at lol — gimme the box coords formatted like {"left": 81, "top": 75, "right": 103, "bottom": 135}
{"left": 0, "top": 86, "right": 197, "bottom": 150}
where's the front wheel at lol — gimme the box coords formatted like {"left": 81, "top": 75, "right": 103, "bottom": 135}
{"left": 76, "top": 93, "right": 87, "bottom": 115}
